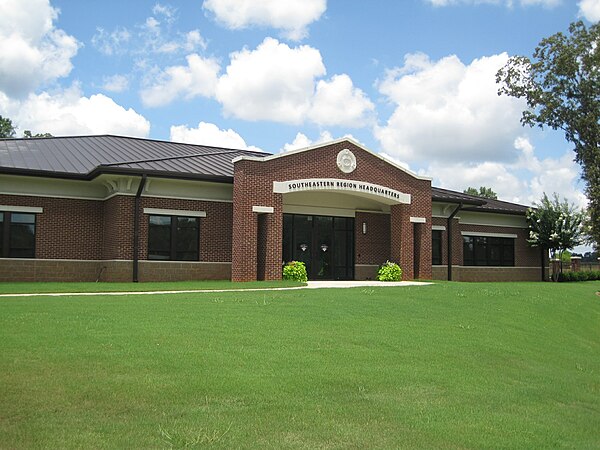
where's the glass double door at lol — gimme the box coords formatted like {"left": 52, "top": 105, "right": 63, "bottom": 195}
{"left": 283, "top": 214, "right": 354, "bottom": 280}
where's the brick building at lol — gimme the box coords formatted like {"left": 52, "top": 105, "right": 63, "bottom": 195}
{"left": 0, "top": 135, "right": 545, "bottom": 282}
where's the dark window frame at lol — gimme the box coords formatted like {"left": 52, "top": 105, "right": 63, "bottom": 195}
{"left": 432, "top": 229, "right": 443, "bottom": 265}
{"left": 0, "top": 211, "right": 37, "bottom": 258}
{"left": 147, "top": 214, "right": 200, "bottom": 261}
{"left": 463, "top": 235, "right": 514, "bottom": 267}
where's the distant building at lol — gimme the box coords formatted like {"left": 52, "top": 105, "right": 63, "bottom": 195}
{"left": 0, "top": 136, "right": 544, "bottom": 282}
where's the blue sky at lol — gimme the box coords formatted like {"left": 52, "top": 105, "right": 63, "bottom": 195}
{"left": 1, "top": 0, "right": 598, "bottom": 211}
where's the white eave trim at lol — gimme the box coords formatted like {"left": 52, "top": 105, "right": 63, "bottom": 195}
{"left": 461, "top": 231, "right": 518, "bottom": 239}
{"left": 410, "top": 216, "right": 426, "bottom": 223}
{"left": 0, "top": 205, "right": 43, "bottom": 213}
{"left": 232, "top": 138, "right": 432, "bottom": 181}
{"left": 143, "top": 208, "right": 206, "bottom": 217}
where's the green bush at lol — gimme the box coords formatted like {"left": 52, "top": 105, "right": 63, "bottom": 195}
{"left": 282, "top": 261, "right": 308, "bottom": 282}
{"left": 558, "top": 270, "right": 600, "bottom": 282}
{"left": 376, "top": 261, "right": 403, "bottom": 282}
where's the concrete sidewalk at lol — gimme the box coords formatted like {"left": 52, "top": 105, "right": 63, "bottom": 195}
{"left": 306, "top": 280, "right": 432, "bottom": 288}
{"left": 0, "top": 280, "right": 433, "bottom": 298}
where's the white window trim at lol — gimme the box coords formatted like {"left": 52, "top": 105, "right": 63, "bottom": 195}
{"left": 0, "top": 205, "right": 43, "bottom": 213}
{"left": 410, "top": 216, "right": 426, "bottom": 223}
{"left": 143, "top": 208, "right": 206, "bottom": 217}
{"left": 461, "top": 231, "right": 517, "bottom": 239}
{"left": 252, "top": 206, "right": 274, "bottom": 214}
{"left": 432, "top": 225, "right": 446, "bottom": 231}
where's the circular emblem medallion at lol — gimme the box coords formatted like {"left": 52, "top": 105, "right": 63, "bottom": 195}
{"left": 337, "top": 149, "right": 357, "bottom": 174}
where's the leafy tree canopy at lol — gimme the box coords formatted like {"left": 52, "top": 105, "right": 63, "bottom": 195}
{"left": 23, "top": 130, "right": 53, "bottom": 139}
{"left": 497, "top": 20, "right": 600, "bottom": 250}
{"left": 526, "top": 193, "right": 587, "bottom": 271}
{"left": 463, "top": 186, "right": 498, "bottom": 200}
{"left": 0, "top": 115, "right": 16, "bottom": 138}
{"left": 0, "top": 116, "right": 52, "bottom": 139}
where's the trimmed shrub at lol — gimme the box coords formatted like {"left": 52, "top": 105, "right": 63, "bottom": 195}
{"left": 376, "top": 261, "right": 403, "bottom": 282}
{"left": 282, "top": 261, "right": 308, "bottom": 282}
{"left": 558, "top": 270, "right": 600, "bottom": 282}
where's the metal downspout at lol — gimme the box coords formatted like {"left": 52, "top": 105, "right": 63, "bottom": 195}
{"left": 447, "top": 203, "right": 463, "bottom": 281}
{"left": 133, "top": 174, "right": 147, "bottom": 282}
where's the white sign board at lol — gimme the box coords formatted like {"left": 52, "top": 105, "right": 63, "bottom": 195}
{"left": 273, "top": 178, "right": 411, "bottom": 204}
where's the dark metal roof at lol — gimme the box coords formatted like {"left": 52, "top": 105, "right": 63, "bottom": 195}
{"left": 432, "top": 187, "right": 530, "bottom": 215}
{"left": 0, "top": 135, "right": 530, "bottom": 214}
{"left": 0, "top": 135, "right": 267, "bottom": 182}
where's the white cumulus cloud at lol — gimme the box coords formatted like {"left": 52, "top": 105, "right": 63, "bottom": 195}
{"left": 579, "top": 0, "right": 600, "bottom": 21}
{"left": 309, "top": 74, "right": 375, "bottom": 127}
{"left": 282, "top": 131, "right": 333, "bottom": 152}
{"left": 215, "top": 38, "right": 373, "bottom": 127}
{"left": 0, "top": 84, "right": 150, "bottom": 137}
{"left": 170, "top": 121, "right": 262, "bottom": 152}
{"left": 203, "top": 0, "right": 326, "bottom": 40}
{"left": 102, "top": 74, "right": 129, "bottom": 93}
{"left": 216, "top": 38, "right": 325, "bottom": 124}
{"left": 426, "top": 0, "right": 561, "bottom": 7}
{"left": 0, "top": 0, "right": 79, "bottom": 97}
{"left": 375, "top": 52, "right": 526, "bottom": 163}
{"left": 422, "top": 137, "right": 587, "bottom": 209}
{"left": 140, "top": 54, "right": 221, "bottom": 107}
{"left": 281, "top": 130, "right": 363, "bottom": 152}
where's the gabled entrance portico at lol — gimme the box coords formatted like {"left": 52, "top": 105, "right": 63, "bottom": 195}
{"left": 230, "top": 139, "right": 432, "bottom": 282}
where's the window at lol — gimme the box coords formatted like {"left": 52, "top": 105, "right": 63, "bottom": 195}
{"left": 432, "top": 230, "right": 442, "bottom": 265}
{"left": 0, "top": 212, "right": 36, "bottom": 258}
{"left": 463, "top": 235, "right": 514, "bottom": 266}
{"left": 148, "top": 215, "right": 199, "bottom": 261}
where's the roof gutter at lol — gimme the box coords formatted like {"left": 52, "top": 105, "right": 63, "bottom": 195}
{"left": 0, "top": 166, "right": 234, "bottom": 184}
{"left": 447, "top": 203, "right": 463, "bottom": 282}
{"left": 132, "top": 174, "right": 147, "bottom": 283}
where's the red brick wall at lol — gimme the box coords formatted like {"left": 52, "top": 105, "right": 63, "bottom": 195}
{"left": 102, "top": 195, "right": 134, "bottom": 260}
{"left": 355, "top": 212, "right": 390, "bottom": 265}
{"left": 232, "top": 141, "right": 432, "bottom": 281}
{"left": 459, "top": 224, "right": 539, "bottom": 267}
{"left": 138, "top": 197, "right": 233, "bottom": 262}
{"left": 431, "top": 216, "right": 544, "bottom": 281}
{"left": 0, "top": 194, "right": 103, "bottom": 259}
{"left": 232, "top": 164, "right": 283, "bottom": 281}
{"left": 0, "top": 259, "right": 231, "bottom": 282}
{"left": 0, "top": 194, "right": 232, "bottom": 264}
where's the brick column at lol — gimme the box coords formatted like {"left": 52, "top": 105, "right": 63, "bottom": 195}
{"left": 416, "top": 221, "right": 432, "bottom": 279}
{"left": 570, "top": 256, "right": 581, "bottom": 272}
{"left": 390, "top": 204, "right": 413, "bottom": 280}
{"left": 263, "top": 203, "right": 283, "bottom": 280}
{"left": 232, "top": 204, "right": 257, "bottom": 282}
{"left": 232, "top": 161, "right": 282, "bottom": 282}
{"left": 232, "top": 163, "right": 257, "bottom": 282}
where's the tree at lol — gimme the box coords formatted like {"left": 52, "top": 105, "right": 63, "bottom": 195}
{"left": 0, "top": 115, "right": 52, "bottom": 139}
{"left": 496, "top": 21, "right": 600, "bottom": 250}
{"left": 0, "top": 115, "right": 16, "bottom": 138}
{"left": 23, "top": 130, "right": 53, "bottom": 139}
{"left": 463, "top": 186, "right": 498, "bottom": 200}
{"left": 526, "top": 193, "right": 587, "bottom": 280}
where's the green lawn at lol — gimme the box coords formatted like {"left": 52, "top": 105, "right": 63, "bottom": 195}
{"left": 1, "top": 281, "right": 599, "bottom": 449}
{"left": 0, "top": 280, "right": 304, "bottom": 294}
